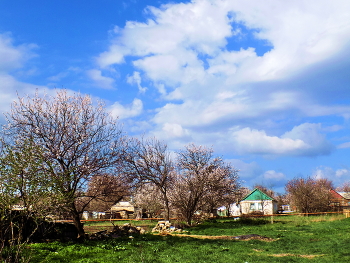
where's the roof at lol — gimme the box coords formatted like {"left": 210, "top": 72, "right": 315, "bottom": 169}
{"left": 330, "top": 189, "right": 345, "bottom": 199}
{"left": 337, "top": 192, "right": 350, "bottom": 199}
{"left": 241, "top": 188, "right": 275, "bottom": 201}
{"left": 110, "top": 201, "right": 135, "bottom": 212}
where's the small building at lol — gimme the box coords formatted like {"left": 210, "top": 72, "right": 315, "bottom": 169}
{"left": 229, "top": 203, "right": 241, "bottom": 216}
{"left": 330, "top": 190, "right": 350, "bottom": 211}
{"left": 110, "top": 201, "right": 135, "bottom": 219}
{"left": 240, "top": 188, "right": 278, "bottom": 215}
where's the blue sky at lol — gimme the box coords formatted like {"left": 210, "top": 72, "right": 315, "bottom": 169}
{"left": 1, "top": 0, "right": 350, "bottom": 193}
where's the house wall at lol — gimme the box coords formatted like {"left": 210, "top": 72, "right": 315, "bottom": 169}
{"left": 240, "top": 200, "right": 277, "bottom": 215}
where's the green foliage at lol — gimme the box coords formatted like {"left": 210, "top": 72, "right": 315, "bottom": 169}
{"left": 29, "top": 215, "right": 350, "bottom": 262}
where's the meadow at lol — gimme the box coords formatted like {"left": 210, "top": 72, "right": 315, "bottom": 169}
{"left": 29, "top": 214, "right": 350, "bottom": 262}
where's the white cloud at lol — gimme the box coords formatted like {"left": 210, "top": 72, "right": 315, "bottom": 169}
{"left": 0, "top": 33, "right": 37, "bottom": 73}
{"left": 94, "top": 0, "right": 350, "bottom": 158}
{"left": 0, "top": 34, "right": 45, "bottom": 120}
{"left": 338, "top": 142, "right": 350, "bottom": 149}
{"left": 312, "top": 166, "right": 350, "bottom": 186}
{"left": 87, "top": 69, "right": 115, "bottom": 89}
{"left": 229, "top": 123, "right": 333, "bottom": 156}
{"left": 127, "top": 71, "right": 147, "bottom": 93}
{"left": 162, "top": 123, "right": 191, "bottom": 139}
{"left": 228, "top": 159, "right": 262, "bottom": 179}
{"left": 262, "top": 170, "right": 286, "bottom": 181}
{"left": 109, "top": 98, "right": 143, "bottom": 119}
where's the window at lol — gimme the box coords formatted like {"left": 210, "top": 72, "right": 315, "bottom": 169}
{"left": 250, "top": 202, "right": 262, "bottom": 211}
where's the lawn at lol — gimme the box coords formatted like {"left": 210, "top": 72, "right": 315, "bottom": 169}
{"left": 29, "top": 214, "right": 350, "bottom": 262}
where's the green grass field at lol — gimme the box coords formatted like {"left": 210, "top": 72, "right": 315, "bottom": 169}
{"left": 29, "top": 214, "right": 350, "bottom": 262}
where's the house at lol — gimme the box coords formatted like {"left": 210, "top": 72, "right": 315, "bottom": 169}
{"left": 240, "top": 188, "right": 278, "bottom": 215}
{"left": 330, "top": 190, "right": 350, "bottom": 210}
{"left": 110, "top": 201, "right": 136, "bottom": 219}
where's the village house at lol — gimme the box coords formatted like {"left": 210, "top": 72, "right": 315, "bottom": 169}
{"left": 240, "top": 188, "right": 278, "bottom": 215}
{"left": 330, "top": 190, "right": 350, "bottom": 211}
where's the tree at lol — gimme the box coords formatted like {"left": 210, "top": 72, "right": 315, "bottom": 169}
{"left": 336, "top": 182, "right": 350, "bottom": 192}
{"left": 3, "top": 90, "right": 127, "bottom": 238}
{"left": 122, "top": 137, "right": 174, "bottom": 220}
{"left": 170, "top": 144, "right": 239, "bottom": 225}
{"left": 78, "top": 174, "right": 129, "bottom": 213}
{"left": 133, "top": 184, "right": 164, "bottom": 218}
{"left": 285, "top": 177, "right": 333, "bottom": 214}
{"left": 253, "top": 184, "right": 275, "bottom": 199}
{"left": 0, "top": 139, "right": 54, "bottom": 262}
{"left": 200, "top": 163, "right": 240, "bottom": 216}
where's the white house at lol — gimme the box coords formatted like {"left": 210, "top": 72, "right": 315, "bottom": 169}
{"left": 240, "top": 188, "right": 278, "bottom": 215}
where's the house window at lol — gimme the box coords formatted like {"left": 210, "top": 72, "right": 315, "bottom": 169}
{"left": 257, "top": 202, "right": 262, "bottom": 210}
{"left": 250, "top": 202, "right": 262, "bottom": 211}
{"left": 250, "top": 203, "right": 255, "bottom": 211}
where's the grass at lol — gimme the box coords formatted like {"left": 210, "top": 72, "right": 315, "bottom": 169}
{"left": 82, "top": 219, "right": 159, "bottom": 234}
{"left": 29, "top": 214, "right": 350, "bottom": 262}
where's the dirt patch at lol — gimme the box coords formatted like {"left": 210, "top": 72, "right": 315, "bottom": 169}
{"left": 84, "top": 225, "right": 151, "bottom": 234}
{"left": 84, "top": 226, "right": 114, "bottom": 234}
{"left": 161, "top": 233, "right": 275, "bottom": 242}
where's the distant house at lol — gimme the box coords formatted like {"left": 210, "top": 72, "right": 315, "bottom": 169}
{"left": 240, "top": 188, "right": 278, "bottom": 215}
{"left": 330, "top": 190, "right": 350, "bottom": 211}
{"left": 110, "top": 201, "right": 136, "bottom": 219}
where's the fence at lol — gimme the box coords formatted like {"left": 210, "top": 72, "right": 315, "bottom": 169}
{"left": 56, "top": 210, "right": 348, "bottom": 224}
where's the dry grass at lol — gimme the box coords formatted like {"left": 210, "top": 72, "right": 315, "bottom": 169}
{"left": 163, "top": 233, "right": 276, "bottom": 241}
{"left": 270, "top": 253, "right": 325, "bottom": 258}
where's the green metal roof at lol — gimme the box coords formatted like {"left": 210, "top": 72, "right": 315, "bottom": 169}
{"left": 242, "top": 188, "right": 274, "bottom": 201}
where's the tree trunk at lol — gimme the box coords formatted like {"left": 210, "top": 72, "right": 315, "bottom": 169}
{"left": 187, "top": 215, "right": 192, "bottom": 226}
{"left": 162, "top": 192, "right": 170, "bottom": 221}
{"left": 70, "top": 205, "right": 85, "bottom": 239}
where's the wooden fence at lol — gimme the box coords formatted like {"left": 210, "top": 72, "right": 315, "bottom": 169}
{"left": 56, "top": 210, "right": 349, "bottom": 224}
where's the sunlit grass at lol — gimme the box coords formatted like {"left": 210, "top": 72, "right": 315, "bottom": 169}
{"left": 30, "top": 214, "right": 350, "bottom": 262}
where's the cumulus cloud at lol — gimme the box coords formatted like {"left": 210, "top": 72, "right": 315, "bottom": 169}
{"left": 312, "top": 166, "right": 350, "bottom": 187}
{"left": 127, "top": 71, "right": 147, "bottom": 93}
{"left": 94, "top": 0, "right": 350, "bottom": 158}
{"left": 262, "top": 170, "right": 286, "bottom": 181}
{"left": 109, "top": 98, "right": 143, "bottom": 119}
{"left": 228, "top": 123, "right": 333, "bottom": 156}
{"left": 87, "top": 69, "right": 115, "bottom": 89}
{"left": 229, "top": 159, "right": 262, "bottom": 180}
{"left": 0, "top": 33, "right": 45, "bottom": 121}
{"left": 0, "top": 33, "right": 37, "bottom": 73}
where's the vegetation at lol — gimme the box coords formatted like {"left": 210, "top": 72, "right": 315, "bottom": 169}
{"left": 171, "top": 144, "right": 239, "bottom": 225}
{"left": 3, "top": 90, "right": 128, "bottom": 238}
{"left": 286, "top": 177, "right": 333, "bottom": 213}
{"left": 28, "top": 214, "right": 350, "bottom": 262}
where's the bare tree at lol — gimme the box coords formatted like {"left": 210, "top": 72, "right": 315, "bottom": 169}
{"left": 133, "top": 184, "right": 164, "bottom": 218}
{"left": 78, "top": 174, "right": 130, "bottom": 213}
{"left": 170, "top": 144, "right": 239, "bottom": 225}
{"left": 3, "top": 90, "right": 127, "bottom": 238}
{"left": 122, "top": 137, "right": 174, "bottom": 220}
{"left": 253, "top": 184, "right": 275, "bottom": 199}
{"left": 285, "top": 177, "right": 333, "bottom": 214}
{"left": 336, "top": 182, "right": 350, "bottom": 192}
{"left": 200, "top": 163, "right": 239, "bottom": 216}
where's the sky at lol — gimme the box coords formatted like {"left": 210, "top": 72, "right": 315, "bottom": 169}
{"left": 1, "top": 0, "right": 350, "bottom": 193}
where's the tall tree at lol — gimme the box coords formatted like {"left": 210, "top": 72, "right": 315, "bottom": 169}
{"left": 122, "top": 137, "right": 174, "bottom": 220}
{"left": 286, "top": 177, "right": 333, "bottom": 214}
{"left": 171, "top": 144, "right": 239, "bottom": 225}
{"left": 3, "top": 90, "right": 127, "bottom": 238}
